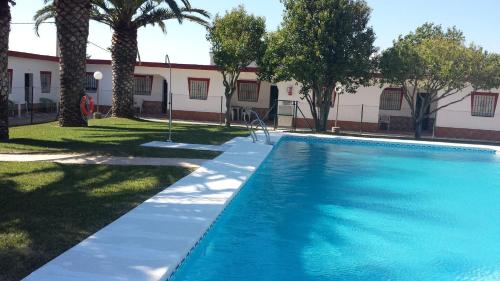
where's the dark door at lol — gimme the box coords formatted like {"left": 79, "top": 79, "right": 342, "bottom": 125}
{"left": 162, "top": 79, "right": 168, "bottom": 114}
{"left": 24, "top": 73, "right": 34, "bottom": 111}
{"left": 269, "top": 85, "right": 279, "bottom": 121}
{"left": 416, "top": 93, "right": 431, "bottom": 130}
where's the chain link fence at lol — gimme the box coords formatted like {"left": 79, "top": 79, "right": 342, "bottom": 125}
{"left": 276, "top": 100, "right": 498, "bottom": 139}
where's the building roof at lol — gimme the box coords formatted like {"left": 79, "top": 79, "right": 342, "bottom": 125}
{"left": 8, "top": 50, "right": 259, "bottom": 73}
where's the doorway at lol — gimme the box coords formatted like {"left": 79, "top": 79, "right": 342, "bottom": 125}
{"left": 416, "top": 93, "right": 431, "bottom": 130}
{"left": 162, "top": 79, "right": 168, "bottom": 114}
{"left": 24, "top": 73, "right": 34, "bottom": 112}
{"left": 269, "top": 85, "right": 279, "bottom": 121}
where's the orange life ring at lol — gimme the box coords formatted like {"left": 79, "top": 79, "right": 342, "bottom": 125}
{"left": 80, "top": 95, "right": 95, "bottom": 117}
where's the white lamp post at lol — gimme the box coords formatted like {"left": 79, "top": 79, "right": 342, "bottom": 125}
{"left": 334, "top": 82, "right": 344, "bottom": 129}
{"left": 93, "top": 71, "right": 103, "bottom": 116}
{"left": 165, "top": 54, "right": 172, "bottom": 142}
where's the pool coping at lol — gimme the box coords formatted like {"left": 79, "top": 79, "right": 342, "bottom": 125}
{"left": 22, "top": 132, "right": 499, "bottom": 281}
{"left": 282, "top": 133, "right": 500, "bottom": 153}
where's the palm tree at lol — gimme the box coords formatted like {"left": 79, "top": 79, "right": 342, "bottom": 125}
{"left": 37, "top": 0, "right": 209, "bottom": 118}
{"left": 35, "top": 0, "right": 91, "bottom": 127}
{"left": 91, "top": 0, "right": 209, "bottom": 117}
{"left": 0, "top": 0, "right": 15, "bottom": 140}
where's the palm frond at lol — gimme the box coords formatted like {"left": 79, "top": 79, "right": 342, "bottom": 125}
{"left": 163, "top": 0, "right": 195, "bottom": 21}
{"left": 133, "top": 6, "right": 209, "bottom": 29}
{"left": 33, "top": 2, "right": 55, "bottom": 36}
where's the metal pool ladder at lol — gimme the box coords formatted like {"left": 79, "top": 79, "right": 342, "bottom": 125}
{"left": 245, "top": 110, "right": 272, "bottom": 145}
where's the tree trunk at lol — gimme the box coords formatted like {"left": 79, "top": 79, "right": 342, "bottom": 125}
{"left": 0, "top": 0, "right": 11, "bottom": 140}
{"left": 414, "top": 118, "right": 423, "bottom": 139}
{"left": 111, "top": 28, "right": 138, "bottom": 118}
{"left": 318, "top": 101, "right": 331, "bottom": 132}
{"left": 55, "top": 0, "right": 90, "bottom": 127}
{"left": 225, "top": 93, "right": 232, "bottom": 127}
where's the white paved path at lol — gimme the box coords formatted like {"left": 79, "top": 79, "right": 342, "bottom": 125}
{"left": 0, "top": 153, "right": 206, "bottom": 169}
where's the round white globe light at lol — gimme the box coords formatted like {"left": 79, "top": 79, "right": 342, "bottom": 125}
{"left": 93, "top": 71, "right": 103, "bottom": 80}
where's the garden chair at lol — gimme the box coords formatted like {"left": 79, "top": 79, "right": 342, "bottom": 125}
{"left": 8, "top": 100, "right": 16, "bottom": 117}
{"left": 39, "top": 98, "right": 56, "bottom": 113}
{"left": 241, "top": 107, "right": 253, "bottom": 122}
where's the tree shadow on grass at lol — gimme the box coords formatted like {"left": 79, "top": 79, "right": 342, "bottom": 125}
{"left": 5, "top": 137, "right": 220, "bottom": 159}
{"left": 0, "top": 163, "right": 190, "bottom": 281}
{"left": 4, "top": 121, "right": 247, "bottom": 157}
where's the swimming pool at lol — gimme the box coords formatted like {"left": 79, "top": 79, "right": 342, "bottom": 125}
{"left": 170, "top": 136, "right": 500, "bottom": 281}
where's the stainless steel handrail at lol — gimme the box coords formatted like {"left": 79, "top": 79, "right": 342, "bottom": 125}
{"left": 245, "top": 110, "right": 271, "bottom": 145}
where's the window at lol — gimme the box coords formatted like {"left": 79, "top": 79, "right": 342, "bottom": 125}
{"left": 471, "top": 92, "right": 498, "bottom": 117}
{"left": 134, "top": 75, "right": 153, "bottom": 96}
{"left": 40, "top": 71, "right": 51, "bottom": 93}
{"left": 7, "top": 69, "right": 12, "bottom": 93}
{"left": 379, "top": 88, "right": 403, "bottom": 110}
{"left": 85, "top": 72, "right": 98, "bottom": 93}
{"left": 188, "top": 78, "right": 209, "bottom": 100}
{"left": 237, "top": 80, "right": 259, "bottom": 102}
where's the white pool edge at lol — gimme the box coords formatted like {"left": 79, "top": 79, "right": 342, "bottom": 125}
{"left": 282, "top": 132, "right": 500, "bottom": 153}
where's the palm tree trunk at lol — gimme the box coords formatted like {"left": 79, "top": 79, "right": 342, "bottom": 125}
{"left": 55, "top": 0, "right": 90, "bottom": 127}
{"left": 0, "top": 0, "right": 11, "bottom": 140}
{"left": 111, "top": 28, "right": 137, "bottom": 118}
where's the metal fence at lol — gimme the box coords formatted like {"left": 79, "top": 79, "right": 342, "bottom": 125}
{"left": 8, "top": 86, "right": 59, "bottom": 126}
{"left": 276, "top": 100, "right": 499, "bottom": 138}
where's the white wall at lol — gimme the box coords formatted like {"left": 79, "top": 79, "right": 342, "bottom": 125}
{"left": 133, "top": 66, "right": 270, "bottom": 113}
{"left": 7, "top": 57, "right": 60, "bottom": 105}
{"left": 436, "top": 86, "right": 500, "bottom": 131}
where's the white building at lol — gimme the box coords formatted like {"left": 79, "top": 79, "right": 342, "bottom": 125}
{"left": 7, "top": 50, "right": 500, "bottom": 141}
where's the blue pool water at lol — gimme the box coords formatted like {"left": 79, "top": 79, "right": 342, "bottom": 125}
{"left": 171, "top": 137, "right": 500, "bottom": 281}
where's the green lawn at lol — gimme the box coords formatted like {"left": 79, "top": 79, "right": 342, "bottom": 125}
{"left": 0, "top": 162, "right": 191, "bottom": 281}
{"left": 0, "top": 118, "right": 248, "bottom": 159}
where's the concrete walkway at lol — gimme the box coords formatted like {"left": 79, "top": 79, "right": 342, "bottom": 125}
{"left": 0, "top": 153, "right": 206, "bottom": 169}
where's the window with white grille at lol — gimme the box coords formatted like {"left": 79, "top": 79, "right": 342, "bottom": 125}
{"left": 40, "top": 71, "right": 51, "bottom": 93}
{"left": 134, "top": 75, "right": 153, "bottom": 96}
{"left": 238, "top": 81, "right": 259, "bottom": 102}
{"left": 471, "top": 92, "right": 498, "bottom": 117}
{"left": 189, "top": 78, "right": 209, "bottom": 100}
{"left": 85, "top": 72, "right": 98, "bottom": 93}
{"left": 8, "top": 69, "right": 12, "bottom": 93}
{"left": 379, "top": 88, "right": 403, "bottom": 110}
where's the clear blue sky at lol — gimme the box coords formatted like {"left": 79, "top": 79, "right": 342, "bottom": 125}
{"left": 9, "top": 0, "right": 500, "bottom": 64}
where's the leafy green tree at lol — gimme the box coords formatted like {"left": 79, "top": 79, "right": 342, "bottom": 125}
{"left": 379, "top": 23, "right": 500, "bottom": 138}
{"left": 0, "top": 0, "right": 15, "bottom": 140}
{"left": 259, "top": 0, "right": 376, "bottom": 131}
{"left": 36, "top": 0, "right": 209, "bottom": 118}
{"left": 207, "top": 6, "right": 266, "bottom": 127}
